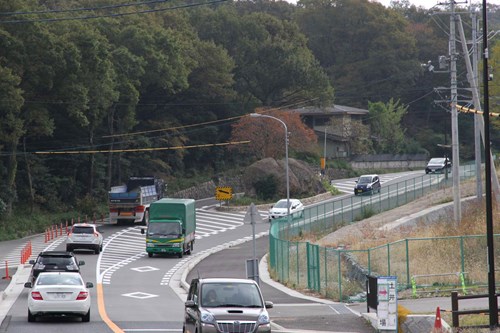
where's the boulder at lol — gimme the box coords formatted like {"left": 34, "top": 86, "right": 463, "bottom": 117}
{"left": 241, "top": 157, "right": 324, "bottom": 198}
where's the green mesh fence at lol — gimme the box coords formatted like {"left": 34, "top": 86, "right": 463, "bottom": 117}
{"left": 268, "top": 163, "right": 492, "bottom": 300}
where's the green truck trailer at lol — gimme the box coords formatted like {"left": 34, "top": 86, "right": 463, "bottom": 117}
{"left": 141, "top": 198, "right": 196, "bottom": 258}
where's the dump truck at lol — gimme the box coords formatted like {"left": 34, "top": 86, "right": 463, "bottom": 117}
{"left": 108, "top": 176, "right": 165, "bottom": 225}
{"left": 141, "top": 198, "right": 196, "bottom": 258}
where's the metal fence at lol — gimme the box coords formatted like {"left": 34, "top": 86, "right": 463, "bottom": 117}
{"left": 268, "top": 164, "right": 489, "bottom": 301}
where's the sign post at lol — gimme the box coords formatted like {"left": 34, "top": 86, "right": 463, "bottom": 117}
{"left": 243, "top": 203, "right": 264, "bottom": 285}
{"left": 377, "top": 276, "right": 398, "bottom": 332}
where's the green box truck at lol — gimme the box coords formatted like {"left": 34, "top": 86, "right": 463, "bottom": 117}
{"left": 141, "top": 198, "right": 196, "bottom": 258}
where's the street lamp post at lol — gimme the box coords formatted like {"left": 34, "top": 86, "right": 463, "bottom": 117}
{"left": 250, "top": 113, "right": 290, "bottom": 221}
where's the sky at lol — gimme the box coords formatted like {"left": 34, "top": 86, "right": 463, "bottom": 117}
{"left": 373, "top": 0, "right": 500, "bottom": 9}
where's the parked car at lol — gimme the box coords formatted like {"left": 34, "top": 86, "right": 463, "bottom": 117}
{"left": 268, "top": 198, "right": 304, "bottom": 221}
{"left": 183, "top": 277, "right": 273, "bottom": 333}
{"left": 28, "top": 251, "right": 85, "bottom": 284}
{"left": 354, "top": 174, "right": 381, "bottom": 196}
{"left": 66, "top": 223, "right": 103, "bottom": 254}
{"left": 425, "top": 157, "right": 451, "bottom": 174}
{"left": 24, "top": 271, "right": 93, "bottom": 322}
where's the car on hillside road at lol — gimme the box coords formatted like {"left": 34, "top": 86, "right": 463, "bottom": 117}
{"left": 268, "top": 198, "right": 304, "bottom": 221}
{"left": 28, "top": 251, "right": 85, "bottom": 285}
{"left": 183, "top": 277, "right": 273, "bottom": 333}
{"left": 425, "top": 157, "right": 451, "bottom": 174}
{"left": 354, "top": 174, "right": 381, "bottom": 196}
{"left": 66, "top": 223, "right": 103, "bottom": 254}
{"left": 24, "top": 271, "right": 93, "bottom": 322}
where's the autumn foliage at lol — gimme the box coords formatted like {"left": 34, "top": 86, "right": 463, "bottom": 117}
{"left": 229, "top": 109, "right": 317, "bottom": 159}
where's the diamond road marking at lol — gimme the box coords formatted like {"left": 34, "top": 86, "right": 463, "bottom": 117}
{"left": 122, "top": 292, "right": 159, "bottom": 299}
{"left": 130, "top": 266, "right": 160, "bottom": 273}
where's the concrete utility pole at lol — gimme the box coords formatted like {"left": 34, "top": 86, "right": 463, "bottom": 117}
{"left": 457, "top": 13, "right": 500, "bottom": 204}
{"left": 450, "top": 0, "right": 462, "bottom": 223}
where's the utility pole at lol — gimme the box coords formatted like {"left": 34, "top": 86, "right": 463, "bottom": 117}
{"left": 472, "top": 12, "right": 483, "bottom": 202}
{"left": 450, "top": 0, "right": 461, "bottom": 223}
{"left": 481, "top": 0, "right": 498, "bottom": 327}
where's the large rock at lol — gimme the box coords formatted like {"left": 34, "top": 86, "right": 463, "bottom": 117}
{"left": 241, "top": 157, "right": 324, "bottom": 198}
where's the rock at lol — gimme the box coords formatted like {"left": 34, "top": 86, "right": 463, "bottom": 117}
{"left": 241, "top": 157, "right": 325, "bottom": 198}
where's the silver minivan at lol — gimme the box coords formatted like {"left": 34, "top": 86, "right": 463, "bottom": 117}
{"left": 183, "top": 278, "right": 273, "bottom": 333}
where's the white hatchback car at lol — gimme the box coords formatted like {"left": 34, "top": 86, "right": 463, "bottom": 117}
{"left": 25, "top": 271, "right": 93, "bottom": 322}
{"left": 268, "top": 199, "right": 304, "bottom": 221}
{"left": 66, "top": 223, "right": 103, "bottom": 254}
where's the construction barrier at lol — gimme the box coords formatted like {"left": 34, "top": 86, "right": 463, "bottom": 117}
{"left": 2, "top": 261, "right": 11, "bottom": 280}
{"left": 20, "top": 241, "right": 32, "bottom": 264}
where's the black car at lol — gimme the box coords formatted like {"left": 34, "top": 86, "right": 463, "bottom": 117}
{"left": 425, "top": 157, "right": 451, "bottom": 174}
{"left": 354, "top": 174, "right": 381, "bottom": 195}
{"left": 28, "top": 251, "right": 85, "bottom": 284}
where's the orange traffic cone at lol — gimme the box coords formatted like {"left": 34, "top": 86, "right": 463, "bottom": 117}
{"left": 432, "top": 307, "right": 443, "bottom": 333}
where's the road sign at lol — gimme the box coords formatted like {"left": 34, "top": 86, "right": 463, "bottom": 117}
{"left": 215, "top": 186, "right": 233, "bottom": 201}
{"left": 377, "top": 276, "right": 397, "bottom": 331}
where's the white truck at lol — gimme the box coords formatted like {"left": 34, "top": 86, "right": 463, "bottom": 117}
{"left": 108, "top": 176, "right": 165, "bottom": 225}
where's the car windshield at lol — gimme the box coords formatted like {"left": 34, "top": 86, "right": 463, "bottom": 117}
{"left": 201, "top": 282, "right": 263, "bottom": 308}
{"left": 148, "top": 223, "right": 181, "bottom": 236}
{"left": 72, "top": 226, "right": 94, "bottom": 234}
{"left": 429, "top": 158, "right": 445, "bottom": 164}
{"left": 37, "top": 274, "right": 83, "bottom": 286}
{"left": 274, "top": 200, "right": 290, "bottom": 209}
{"left": 38, "top": 257, "right": 75, "bottom": 266}
{"left": 358, "top": 176, "right": 373, "bottom": 184}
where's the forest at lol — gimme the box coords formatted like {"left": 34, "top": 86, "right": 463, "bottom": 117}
{"left": 1, "top": 0, "right": 500, "bottom": 221}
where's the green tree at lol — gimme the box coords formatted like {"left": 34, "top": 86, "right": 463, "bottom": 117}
{"left": 368, "top": 99, "right": 407, "bottom": 154}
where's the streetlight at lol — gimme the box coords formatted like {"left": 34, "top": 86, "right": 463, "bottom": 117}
{"left": 250, "top": 113, "right": 290, "bottom": 222}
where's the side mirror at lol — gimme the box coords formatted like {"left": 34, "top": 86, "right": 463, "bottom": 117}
{"left": 29, "top": 260, "right": 35, "bottom": 265}
{"left": 79, "top": 261, "right": 85, "bottom": 266}
{"left": 86, "top": 282, "right": 94, "bottom": 288}
{"left": 185, "top": 300, "right": 196, "bottom": 308}
{"left": 141, "top": 228, "right": 145, "bottom": 235}
{"left": 24, "top": 282, "right": 32, "bottom": 288}
{"left": 265, "top": 301, "right": 274, "bottom": 309}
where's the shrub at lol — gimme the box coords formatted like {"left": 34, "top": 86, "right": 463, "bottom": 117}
{"left": 254, "top": 175, "right": 278, "bottom": 200}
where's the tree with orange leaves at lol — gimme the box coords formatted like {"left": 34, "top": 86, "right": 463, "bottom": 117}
{"left": 229, "top": 109, "right": 317, "bottom": 159}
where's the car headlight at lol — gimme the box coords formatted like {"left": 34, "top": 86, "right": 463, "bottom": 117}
{"left": 257, "top": 312, "right": 270, "bottom": 325}
{"left": 172, "top": 243, "right": 180, "bottom": 247}
{"left": 367, "top": 184, "right": 372, "bottom": 188}
{"left": 200, "top": 310, "right": 216, "bottom": 324}
{"left": 146, "top": 243, "right": 154, "bottom": 248}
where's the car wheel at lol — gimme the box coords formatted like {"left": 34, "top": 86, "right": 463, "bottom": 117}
{"left": 178, "top": 250, "right": 183, "bottom": 259}
{"left": 187, "top": 242, "right": 193, "bottom": 255}
{"left": 148, "top": 253, "right": 153, "bottom": 258}
{"left": 100, "top": 244, "right": 103, "bottom": 251}
{"left": 66, "top": 245, "right": 72, "bottom": 252}
{"left": 28, "top": 310, "right": 36, "bottom": 322}
{"left": 94, "top": 245, "right": 100, "bottom": 254}
{"left": 82, "top": 309, "right": 90, "bottom": 322}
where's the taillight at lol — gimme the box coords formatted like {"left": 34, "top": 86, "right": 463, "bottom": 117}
{"left": 135, "top": 206, "right": 145, "bottom": 213}
{"left": 76, "top": 291, "right": 88, "bottom": 300}
{"left": 31, "top": 291, "right": 43, "bottom": 300}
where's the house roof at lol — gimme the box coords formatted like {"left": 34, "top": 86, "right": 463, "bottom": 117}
{"left": 291, "top": 104, "right": 369, "bottom": 116}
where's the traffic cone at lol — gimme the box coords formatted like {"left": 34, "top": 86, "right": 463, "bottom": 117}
{"left": 432, "top": 306, "right": 443, "bottom": 333}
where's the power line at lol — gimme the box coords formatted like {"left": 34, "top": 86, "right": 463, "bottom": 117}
{"left": 33, "top": 140, "right": 251, "bottom": 155}
{"left": 0, "top": 0, "right": 228, "bottom": 24}
{"left": 0, "top": 0, "right": 172, "bottom": 16}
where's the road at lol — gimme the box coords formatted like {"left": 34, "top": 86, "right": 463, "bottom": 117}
{"left": 0, "top": 170, "right": 486, "bottom": 332}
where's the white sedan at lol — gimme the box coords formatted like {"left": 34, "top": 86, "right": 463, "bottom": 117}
{"left": 25, "top": 271, "right": 93, "bottom": 322}
{"left": 268, "top": 199, "right": 305, "bottom": 221}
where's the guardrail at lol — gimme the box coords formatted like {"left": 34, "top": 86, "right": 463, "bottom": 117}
{"left": 451, "top": 291, "right": 498, "bottom": 329}
{"left": 269, "top": 163, "right": 481, "bottom": 301}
